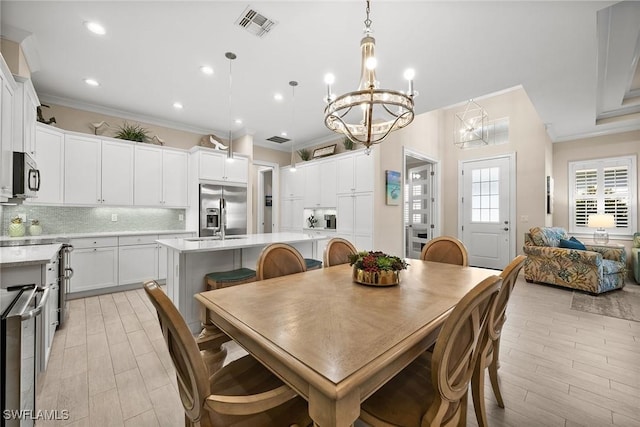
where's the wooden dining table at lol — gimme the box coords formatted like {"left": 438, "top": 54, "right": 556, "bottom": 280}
{"left": 195, "top": 259, "right": 497, "bottom": 426}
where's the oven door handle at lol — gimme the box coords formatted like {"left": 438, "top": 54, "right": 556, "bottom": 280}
{"left": 21, "top": 287, "right": 50, "bottom": 320}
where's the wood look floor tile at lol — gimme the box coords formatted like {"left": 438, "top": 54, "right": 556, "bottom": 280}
{"left": 37, "top": 277, "right": 640, "bottom": 427}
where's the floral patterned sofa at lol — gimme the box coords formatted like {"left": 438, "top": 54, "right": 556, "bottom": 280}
{"left": 523, "top": 227, "right": 626, "bottom": 294}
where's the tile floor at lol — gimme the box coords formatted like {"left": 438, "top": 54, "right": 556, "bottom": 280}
{"left": 36, "top": 277, "right": 640, "bottom": 426}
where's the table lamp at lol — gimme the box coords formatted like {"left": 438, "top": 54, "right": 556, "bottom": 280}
{"left": 587, "top": 214, "right": 615, "bottom": 244}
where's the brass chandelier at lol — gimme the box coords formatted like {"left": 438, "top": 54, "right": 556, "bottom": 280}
{"left": 323, "top": 0, "right": 417, "bottom": 154}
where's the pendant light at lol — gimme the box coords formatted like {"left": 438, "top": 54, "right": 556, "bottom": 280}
{"left": 289, "top": 80, "right": 298, "bottom": 172}
{"left": 225, "top": 52, "right": 236, "bottom": 162}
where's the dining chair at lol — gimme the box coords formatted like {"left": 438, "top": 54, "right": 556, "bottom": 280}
{"left": 359, "top": 274, "right": 502, "bottom": 427}
{"left": 471, "top": 255, "right": 527, "bottom": 427}
{"left": 421, "top": 236, "right": 469, "bottom": 266}
{"left": 143, "top": 280, "right": 312, "bottom": 427}
{"left": 323, "top": 237, "right": 358, "bottom": 267}
{"left": 256, "top": 243, "right": 307, "bottom": 280}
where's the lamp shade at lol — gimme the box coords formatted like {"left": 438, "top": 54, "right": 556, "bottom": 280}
{"left": 587, "top": 214, "right": 615, "bottom": 229}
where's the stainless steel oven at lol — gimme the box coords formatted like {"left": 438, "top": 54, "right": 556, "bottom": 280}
{"left": 1, "top": 284, "right": 49, "bottom": 427}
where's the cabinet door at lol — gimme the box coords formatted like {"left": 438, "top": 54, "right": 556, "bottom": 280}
{"left": 291, "top": 198, "right": 304, "bottom": 230}
{"left": 199, "top": 151, "right": 226, "bottom": 181}
{"left": 162, "top": 150, "right": 188, "bottom": 207}
{"left": 0, "top": 71, "right": 15, "bottom": 200}
{"left": 134, "top": 145, "right": 163, "bottom": 206}
{"left": 354, "top": 192, "right": 374, "bottom": 237}
{"left": 337, "top": 194, "right": 354, "bottom": 236}
{"left": 354, "top": 151, "right": 374, "bottom": 192}
{"left": 225, "top": 156, "right": 248, "bottom": 183}
{"left": 70, "top": 247, "right": 118, "bottom": 293}
{"left": 304, "top": 163, "right": 320, "bottom": 207}
{"left": 64, "top": 135, "right": 101, "bottom": 205}
{"left": 44, "top": 282, "right": 59, "bottom": 369}
{"left": 31, "top": 125, "right": 64, "bottom": 204}
{"left": 118, "top": 244, "right": 158, "bottom": 285}
{"left": 101, "top": 140, "right": 134, "bottom": 205}
{"left": 336, "top": 156, "right": 355, "bottom": 194}
{"left": 22, "top": 82, "right": 38, "bottom": 156}
{"left": 281, "top": 199, "right": 293, "bottom": 230}
{"left": 320, "top": 160, "right": 337, "bottom": 207}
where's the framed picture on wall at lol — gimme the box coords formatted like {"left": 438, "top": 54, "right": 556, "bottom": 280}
{"left": 386, "top": 170, "right": 401, "bottom": 206}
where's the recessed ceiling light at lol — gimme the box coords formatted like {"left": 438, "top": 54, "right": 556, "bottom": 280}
{"left": 173, "top": 102, "right": 183, "bottom": 110}
{"left": 84, "top": 21, "right": 106, "bottom": 35}
{"left": 235, "top": 118, "right": 242, "bottom": 125}
{"left": 200, "top": 66, "right": 214, "bottom": 75}
{"left": 274, "top": 93, "right": 283, "bottom": 101}
{"left": 84, "top": 78, "right": 100, "bottom": 87}
{"left": 281, "top": 131, "right": 287, "bottom": 137}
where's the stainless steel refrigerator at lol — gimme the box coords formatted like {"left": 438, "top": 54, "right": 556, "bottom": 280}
{"left": 199, "top": 184, "right": 247, "bottom": 237}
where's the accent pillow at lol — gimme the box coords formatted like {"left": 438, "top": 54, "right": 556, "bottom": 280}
{"left": 559, "top": 237, "right": 586, "bottom": 250}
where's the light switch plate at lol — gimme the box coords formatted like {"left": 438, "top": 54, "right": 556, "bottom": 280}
{"left": 179, "top": 214, "right": 184, "bottom": 221}
{"left": 111, "top": 214, "right": 118, "bottom": 222}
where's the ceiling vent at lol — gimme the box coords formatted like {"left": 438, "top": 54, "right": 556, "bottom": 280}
{"left": 266, "top": 135, "right": 290, "bottom": 144}
{"left": 235, "top": 6, "right": 277, "bottom": 38}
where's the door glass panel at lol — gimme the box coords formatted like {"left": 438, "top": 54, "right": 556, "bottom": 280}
{"left": 471, "top": 166, "right": 500, "bottom": 223}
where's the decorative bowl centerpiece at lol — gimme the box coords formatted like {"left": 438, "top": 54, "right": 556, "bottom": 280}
{"left": 348, "top": 251, "right": 408, "bottom": 287}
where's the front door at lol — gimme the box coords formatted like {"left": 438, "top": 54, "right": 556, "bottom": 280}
{"left": 460, "top": 155, "right": 514, "bottom": 269}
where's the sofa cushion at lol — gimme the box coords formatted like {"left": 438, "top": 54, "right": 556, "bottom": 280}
{"left": 559, "top": 237, "right": 586, "bottom": 250}
{"left": 529, "top": 227, "right": 568, "bottom": 247}
{"left": 602, "top": 259, "right": 625, "bottom": 275}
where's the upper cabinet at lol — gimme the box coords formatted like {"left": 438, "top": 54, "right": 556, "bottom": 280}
{"left": 12, "top": 77, "right": 39, "bottom": 156}
{"left": 281, "top": 165, "right": 304, "bottom": 199}
{"left": 64, "top": 134, "right": 134, "bottom": 205}
{"left": 0, "top": 56, "right": 16, "bottom": 201}
{"left": 304, "top": 159, "right": 337, "bottom": 207}
{"left": 336, "top": 151, "right": 374, "bottom": 194}
{"left": 196, "top": 149, "right": 248, "bottom": 184}
{"left": 30, "top": 124, "right": 64, "bottom": 205}
{"left": 135, "top": 145, "right": 188, "bottom": 207}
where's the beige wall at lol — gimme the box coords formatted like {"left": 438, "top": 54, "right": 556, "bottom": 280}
{"left": 361, "top": 87, "right": 551, "bottom": 256}
{"left": 0, "top": 38, "right": 31, "bottom": 78}
{"left": 552, "top": 130, "right": 640, "bottom": 255}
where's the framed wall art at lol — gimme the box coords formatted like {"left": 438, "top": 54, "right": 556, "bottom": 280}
{"left": 385, "top": 170, "right": 401, "bottom": 206}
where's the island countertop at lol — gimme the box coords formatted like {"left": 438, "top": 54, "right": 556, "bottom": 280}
{"left": 157, "top": 232, "right": 331, "bottom": 254}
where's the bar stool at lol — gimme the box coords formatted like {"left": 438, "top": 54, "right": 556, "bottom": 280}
{"left": 205, "top": 268, "right": 257, "bottom": 290}
{"left": 304, "top": 258, "right": 323, "bottom": 270}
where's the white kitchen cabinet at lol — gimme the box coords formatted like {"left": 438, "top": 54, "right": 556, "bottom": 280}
{"left": 29, "top": 124, "right": 64, "bottom": 204}
{"left": 101, "top": 139, "right": 134, "bottom": 205}
{"left": 43, "top": 255, "right": 59, "bottom": 369}
{"left": 281, "top": 165, "right": 304, "bottom": 199}
{"left": 198, "top": 149, "right": 248, "bottom": 183}
{"left": 119, "top": 236, "right": 159, "bottom": 285}
{"left": 337, "top": 192, "right": 374, "bottom": 251}
{"left": 64, "top": 135, "right": 133, "bottom": 205}
{"left": 12, "top": 77, "right": 39, "bottom": 156}
{"left": 68, "top": 237, "right": 119, "bottom": 293}
{"left": 336, "top": 150, "right": 375, "bottom": 194}
{"left": 281, "top": 198, "right": 304, "bottom": 231}
{"left": 304, "top": 160, "right": 337, "bottom": 208}
{"left": 135, "top": 145, "right": 188, "bottom": 207}
{"left": 0, "top": 56, "right": 16, "bottom": 201}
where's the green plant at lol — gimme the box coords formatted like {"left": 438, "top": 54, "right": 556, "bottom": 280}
{"left": 348, "top": 251, "right": 408, "bottom": 273}
{"left": 11, "top": 216, "right": 23, "bottom": 224}
{"left": 297, "top": 148, "right": 311, "bottom": 161}
{"left": 114, "top": 122, "right": 149, "bottom": 142}
{"left": 343, "top": 137, "right": 355, "bottom": 150}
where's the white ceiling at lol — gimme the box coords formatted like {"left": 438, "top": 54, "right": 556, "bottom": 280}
{"left": 2, "top": 1, "right": 640, "bottom": 151}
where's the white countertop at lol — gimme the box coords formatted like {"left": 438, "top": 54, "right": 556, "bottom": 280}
{"left": 0, "top": 230, "right": 195, "bottom": 243}
{"left": 0, "top": 243, "right": 62, "bottom": 268}
{"left": 157, "top": 232, "right": 331, "bottom": 254}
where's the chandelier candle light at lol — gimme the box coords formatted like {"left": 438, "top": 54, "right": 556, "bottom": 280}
{"left": 323, "top": 0, "right": 417, "bottom": 154}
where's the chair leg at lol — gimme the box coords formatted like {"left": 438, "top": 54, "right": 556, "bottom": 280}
{"left": 488, "top": 338, "right": 505, "bottom": 408}
{"left": 471, "top": 360, "right": 488, "bottom": 427}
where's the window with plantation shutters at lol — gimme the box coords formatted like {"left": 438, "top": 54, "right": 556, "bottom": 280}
{"left": 569, "top": 156, "right": 636, "bottom": 236}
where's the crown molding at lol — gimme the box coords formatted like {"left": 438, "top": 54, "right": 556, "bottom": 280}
{"left": 38, "top": 93, "right": 220, "bottom": 136}
{"left": 552, "top": 122, "right": 640, "bottom": 143}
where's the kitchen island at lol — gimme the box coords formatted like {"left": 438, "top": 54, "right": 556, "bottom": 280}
{"left": 157, "top": 232, "right": 330, "bottom": 332}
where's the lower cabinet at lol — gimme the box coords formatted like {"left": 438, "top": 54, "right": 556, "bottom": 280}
{"left": 70, "top": 246, "right": 119, "bottom": 293}
{"left": 119, "top": 243, "right": 158, "bottom": 285}
{"left": 337, "top": 192, "right": 374, "bottom": 251}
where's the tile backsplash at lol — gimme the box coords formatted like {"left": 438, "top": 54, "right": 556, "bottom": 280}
{"left": 1, "top": 206, "right": 186, "bottom": 236}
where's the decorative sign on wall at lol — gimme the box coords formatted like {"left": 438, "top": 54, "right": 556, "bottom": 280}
{"left": 386, "top": 170, "right": 401, "bottom": 206}
{"left": 312, "top": 144, "right": 337, "bottom": 158}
